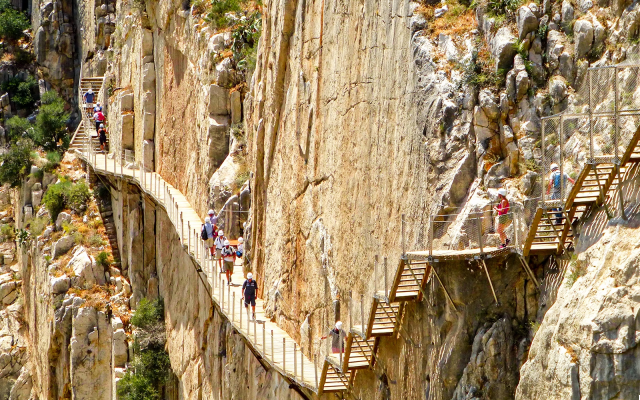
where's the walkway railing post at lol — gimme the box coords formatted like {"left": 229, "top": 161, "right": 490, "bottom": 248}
{"left": 221, "top": 279, "right": 224, "bottom": 310}
{"left": 301, "top": 348, "right": 304, "bottom": 382}
{"left": 120, "top": 151, "right": 123, "bottom": 176}
{"left": 262, "top": 323, "right": 265, "bottom": 356}
{"left": 227, "top": 284, "right": 231, "bottom": 313}
{"left": 477, "top": 217, "right": 484, "bottom": 255}
{"left": 429, "top": 215, "right": 434, "bottom": 258}
{"left": 232, "top": 292, "right": 235, "bottom": 322}
{"left": 180, "top": 212, "right": 184, "bottom": 244}
{"left": 361, "top": 294, "right": 365, "bottom": 333}
{"left": 283, "top": 338, "right": 286, "bottom": 370}
{"left": 314, "top": 356, "right": 318, "bottom": 388}
{"left": 374, "top": 256, "right": 378, "bottom": 294}
{"left": 294, "top": 343, "right": 297, "bottom": 378}
{"left": 188, "top": 221, "right": 191, "bottom": 253}
{"left": 559, "top": 115, "right": 565, "bottom": 201}
{"left": 401, "top": 214, "right": 406, "bottom": 256}
{"left": 271, "top": 330, "right": 274, "bottom": 359}
{"left": 384, "top": 257, "right": 388, "bottom": 298}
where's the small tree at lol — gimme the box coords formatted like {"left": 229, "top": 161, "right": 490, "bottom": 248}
{"left": 35, "top": 91, "right": 70, "bottom": 151}
{"left": 0, "top": 6, "right": 29, "bottom": 41}
{"left": 0, "top": 138, "right": 34, "bottom": 187}
{"left": 5, "top": 116, "right": 33, "bottom": 142}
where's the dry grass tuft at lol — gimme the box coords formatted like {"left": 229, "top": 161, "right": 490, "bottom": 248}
{"left": 420, "top": 1, "right": 477, "bottom": 39}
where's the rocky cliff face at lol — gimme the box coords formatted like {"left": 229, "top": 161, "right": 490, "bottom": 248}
{"left": 517, "top": 164, "right": 640, "bottom": 399}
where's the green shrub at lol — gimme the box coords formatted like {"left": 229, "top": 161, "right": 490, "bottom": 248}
{"left": 43, "top": 151, "right": 61, "bottom": 172}
{"left": 12, "top": 76, "right": 37, "bottom": 109}
{"left": 231, "top": 12, "right": 261, "bottom": 74}
{"left": 116, "top": 373, "right": 159, "bottom": 400}
{"left": 34, "top": 91, "right": 70, "bottom": 151}
{"left": 96, "top": 251, "right": 110, "bottom": 267}
{"left": 13, "top": 48, "right": 34, "bottom": 67}
{"left": 93, "top": 184, "right": 110, "bottom": 201}
{"left": 0, "top": 224, "right": 14, "bottom": 241}
{"left": 131, "top": 298, "right": 164, "bottom": 330}
{"left": 42, "top": 181, "right": 68, "bottom": 222}
{"left": 66, "top": 181, "right": 90, "bottom": 212}
{"left": 486, "top": 0, "right": 521, "bottom": 16}
{"left": 28, "top": 217, "right": 48, "bottom": 236}
{"left": 206, "top": 0, "right": 242, "bottom": 28}
{"left": 5, "top": 116, "right": 32, "bottom": 142}
{"left": 0, "top": 138, "right": 34, "bottom": 187}
{"left": 89, "top": 234, "right": 105, "bottom": 247}
{"left": 0, "top": 6, "right": 30, "bottom": 41}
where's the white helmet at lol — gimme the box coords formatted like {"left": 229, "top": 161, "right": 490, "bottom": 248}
{"left": 498, "top": 188, "right": 507, "bottom": 197}
{"left": 87, "top": 88, "right": 93, "bottom": 94}
{"left": 224, "top": 239, "right": 230, "bottom": 246}
{"left": 205, "top": 217, "right": 211, "bottom": 223}
{"left": 96, "top": 102, "right": 100, "bottom": 106}
{"left": 550, "top": 163, "right": 559, "bottom": 171}
{"left": 238, "top": 237, "right": 244, "bottom": 243}
{"left": 335, "top": 321, "right": 343, "bottom": 329}
{"left": 208, "top": 209, "right": 215, "bottom": 215}
{"left": 247, "top": 273, "right": 253, "bottom": 279}
{"left": 218, "top": 230, "right": 224, "bottom": 236}
{"left": 100, "top": 124, "right": 105, "bottom": 128}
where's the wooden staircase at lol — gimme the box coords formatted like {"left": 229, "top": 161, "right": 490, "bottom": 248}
{"left": 80, "top": 77, "right": 104, "bottom": 99}
{"left": 318, "top": 259, "right": 431, "bottom": 395}
{"left": 68, "top": 120, "right": 107, "bottom": 153}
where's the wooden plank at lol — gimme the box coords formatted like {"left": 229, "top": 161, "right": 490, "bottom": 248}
{"left": 523, "top": 208, "right": 544, "bottom": 257}
{"left": 388, "top": 258, "right": 405, "bottom": 302}
{"left": 318, "top": 360, "right": 329, "bottom": 395}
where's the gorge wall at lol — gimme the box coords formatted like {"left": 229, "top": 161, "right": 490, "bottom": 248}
{"left": 2, "top": 0, "right": 640, "bottom": 397}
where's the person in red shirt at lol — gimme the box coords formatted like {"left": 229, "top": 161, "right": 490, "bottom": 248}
{"left": 93, "top": 110, "right": 105, "bottom": 132}
{"left": 494, "top": 188, "right": 511, "bottom": 249}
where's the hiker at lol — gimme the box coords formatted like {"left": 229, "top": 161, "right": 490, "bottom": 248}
{"left": 214, "top": 230, "right": 227, "bottom": 272}
{"left": 201, "top": 217, "right": 215, "bottom": 258}
{"left": 221, "top": 239, "right": 236, "bottom": 285}
{"left": 208, "top": 209, "right": 218, "bottom": 226}
{"left": 83, "top": 89, "right": 94, "bottom": 117}
{"left": 546, "top": 163, "right": 576, "bottom": 224}
{"left": 98, "top": 124, "right": 108, "bottom": 152}
{"left": 242, "top": 272, "right": 257, "bottom": 320}
{"left": 236, "top": 237, "right": 244, "bottom": 258}
{"left": 94, "top": 102, "right": 102, "bottom": 113}
{"left": 321, "top": 321, "right": 346, "bottom": 354}
{"left": 93, "top": 110, "right": 106, "bottom": 132}
{"left": 494, "top": 188, "right": 511, "bottom": 248}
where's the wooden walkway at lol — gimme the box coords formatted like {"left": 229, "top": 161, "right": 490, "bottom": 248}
{"left": 523, "top": 125, "right": 640, "bottom": 256}
{"left": 74, "top": 149, "right": 323, "bottom": 393}
{"left": 317, "top": 259, "right": 431, "bottom": 395}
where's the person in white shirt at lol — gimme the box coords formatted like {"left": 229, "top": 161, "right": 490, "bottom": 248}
{"left": 221, "top": 240, "right": 236, "bottom": 285}
{"left": 236, "top": 237, "right": 244, "bottom": 258}
{"left": 214, "top": 230, "right": 226, "bottom": 272}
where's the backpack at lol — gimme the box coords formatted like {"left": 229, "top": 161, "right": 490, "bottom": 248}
{"left": 201, "top": 225, "right": 208, "bottom": 240}
{"left": 553, "top": 171, "right": 561, "bottom": 188}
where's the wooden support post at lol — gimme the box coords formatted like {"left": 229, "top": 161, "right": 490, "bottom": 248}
{"left": 617, "top": 164, "right": 627, "bottom": 220}
{"left": 518, "top": 255, "right": 540, "bottom": 288}
{"left": 431, "top": 265, "right": 458, "bottom": 312}
{"left": 374, "top": 257, "right": 378, "bottom": 294}
{"left": 481, "top": 259, "right": 499, "bottom": 305}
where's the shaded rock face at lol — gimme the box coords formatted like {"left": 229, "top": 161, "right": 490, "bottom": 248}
{"left": 31, "top": 0, "right": 76, "bottom": 102}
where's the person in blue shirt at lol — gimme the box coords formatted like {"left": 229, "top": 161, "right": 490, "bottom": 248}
{"left": 546, "top": 163, "right": 575, "bottom": 224}
{"left": 242, "top": 273, "right": 258, "bottom": 320}
{"left": 83, "top": 89, "right": 94, "bottom": 117}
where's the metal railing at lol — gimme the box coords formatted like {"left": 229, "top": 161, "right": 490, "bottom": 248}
{"left": 540, "top": 63, "right": 640, "bottom": 206}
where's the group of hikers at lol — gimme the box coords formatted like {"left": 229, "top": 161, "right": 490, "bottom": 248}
{"left": 200, "top": 209, "right": 256, "bottom": 320}
{"left": 82, "top": 88, "right": 109, "bottom": 152}
{"left": 493, "top": 163, "right": 573, "bottom": 249}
